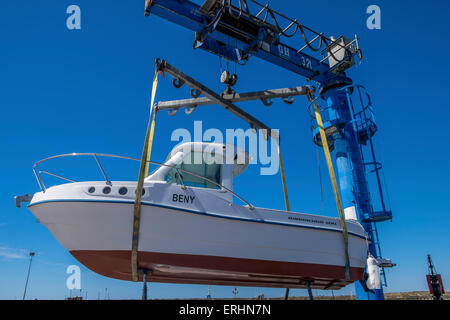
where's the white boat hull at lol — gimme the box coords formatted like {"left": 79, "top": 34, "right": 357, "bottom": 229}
{"left": 29, "top": 181, "right": 368, "bottom": 289}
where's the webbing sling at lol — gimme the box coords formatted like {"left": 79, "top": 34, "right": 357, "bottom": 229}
{"left": 144, "top": 74, "right": 160, "bottom": 177}
{"left": 277, "top": 140, "right": 291, "bottom": 212}
{"left": 131, "top": 70, "right": 159, "bottom": 282}
{"left": 312, "top": 98, "right": 351, "bottom": 281}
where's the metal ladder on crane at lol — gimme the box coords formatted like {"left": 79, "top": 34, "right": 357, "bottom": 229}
{"left": 349, "top": 85, "right": 395, "bottom": 287}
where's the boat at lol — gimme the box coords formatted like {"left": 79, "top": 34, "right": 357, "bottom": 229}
{"left": 27, "top": 142, "right": 368, "bottom": 290}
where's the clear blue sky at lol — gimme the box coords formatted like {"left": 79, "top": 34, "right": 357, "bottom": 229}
{"left": 1, "top": 0, "right": 449, "bottom": 299}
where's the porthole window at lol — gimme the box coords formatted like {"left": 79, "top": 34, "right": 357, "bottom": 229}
{"left": 119, "top": 187, "right": 128, "bottom": 195}
{"left": 88, "top": 187, "right": 95, "bottom": 194}
{"left": 135, "top": 189, "right": 146, "bottom": 196}
{"left": 103, "top": 186, "right": 111, "bottom": 194}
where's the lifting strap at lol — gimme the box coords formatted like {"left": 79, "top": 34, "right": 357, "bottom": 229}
{"left": 312, "top": 97, "right": 351, "bottom": 281}
{"left": 144, "top": 74, "right": 160, "bottom": 176}
{"left": 131, "top": 69, "right": 159, "bottom": 282}
{"left": 277, "top": 138, "right": 291, "bottom": 300}
{"left": 277, "top": 139, "right": 290, "bottom": 212}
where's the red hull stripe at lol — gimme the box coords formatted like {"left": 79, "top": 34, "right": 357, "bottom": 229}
{"left": 71, "top": 250, "right": 364, "bottom": 290}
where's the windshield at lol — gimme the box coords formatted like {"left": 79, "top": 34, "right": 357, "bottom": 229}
{"left": 164, "top": 151, "right": 222, "bottom": 189}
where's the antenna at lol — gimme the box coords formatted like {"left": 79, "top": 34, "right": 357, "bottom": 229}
{"left": 22, "top": 252, "right": 35, "bottom": 300}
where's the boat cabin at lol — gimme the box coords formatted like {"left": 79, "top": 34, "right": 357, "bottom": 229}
{"left": 145, "top": 142, "right": 250, "bottom": 194}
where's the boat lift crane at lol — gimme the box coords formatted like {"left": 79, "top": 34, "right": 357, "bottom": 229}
{"left": 426, "top": 254, "right": 445, "bottom": 300}
{"left": 143, "top": 0, "right": 394, "bottom": 300}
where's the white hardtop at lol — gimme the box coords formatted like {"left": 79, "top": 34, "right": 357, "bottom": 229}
{"left": 145, "top": 142, "right": 250, "bottom": 191}
{"left": 166, "top": 142, "right": 250, "bottom": 176}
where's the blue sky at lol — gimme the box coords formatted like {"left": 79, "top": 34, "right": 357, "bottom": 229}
{"left": 1, "top": 0, "right": 450, "bottom": 299}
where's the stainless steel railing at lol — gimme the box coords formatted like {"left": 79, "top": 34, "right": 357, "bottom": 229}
{"left": 32, "top": 153, "right": 254, "bottom": 210}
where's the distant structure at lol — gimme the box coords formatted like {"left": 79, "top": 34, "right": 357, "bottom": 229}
{"left": 206, "top": 286, "right": 211, "bottom": 300}
{"left": 22, "top": 252, "right": 35, "bottom": 300}
{"left": 426, "top": 254, "right": 445, "bottom": 300}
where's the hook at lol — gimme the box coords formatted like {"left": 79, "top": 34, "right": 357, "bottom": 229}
{"left": 172, "top": 78, "right": 184, "bottom": 89}
{"left": 190, "top": 89, "right": 201, "bottom": 98}
{"left": 185, "top": 106, "right": 196, "bottom": 115}
{"left": 168, "top": 109, "right": 178, "bottom": 116}
{"left": 261, "top": 97, "right": 273, "bottom": 107}
{"left": 282, "top": 96, "right": 294, "bottom": 105}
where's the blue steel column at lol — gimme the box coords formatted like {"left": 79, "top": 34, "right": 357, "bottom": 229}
{"left": 322, "top": 85, "right": 384, "bottom": 300}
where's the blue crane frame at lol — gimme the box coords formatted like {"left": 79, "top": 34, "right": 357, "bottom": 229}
{"left": 145, "top": 0, "right": 391, "bottom": 300}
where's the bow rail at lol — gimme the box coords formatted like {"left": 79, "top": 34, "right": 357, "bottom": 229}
{"left": 32, "top": 153, "right": 254, "bottom": 210}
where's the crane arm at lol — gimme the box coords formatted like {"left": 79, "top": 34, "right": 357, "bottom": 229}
{"left": 144, "top": 0, "right": 359, "bottom": 84}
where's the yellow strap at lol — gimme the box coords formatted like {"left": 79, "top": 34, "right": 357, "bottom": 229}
{"left": 313, "top": 98, "right": 351, "bottom": 281}
{"left": 277, "top": 141, "right": 290, "bottom": 212}
{"left": 144, "top": 73, "right": 160, "bottom": 176}
{"left": 131, "top": 70, "right": 159, "bottom": 281}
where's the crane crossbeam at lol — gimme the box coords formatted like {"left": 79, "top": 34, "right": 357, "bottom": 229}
{"left": 156, "top": 85, "right": 313, "bottom": 110}
{"left": 157, "top": 59, "right": 279, "bottom": 140}
{"left": 145, "top": 0, "right": 357, "bottom": 83}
